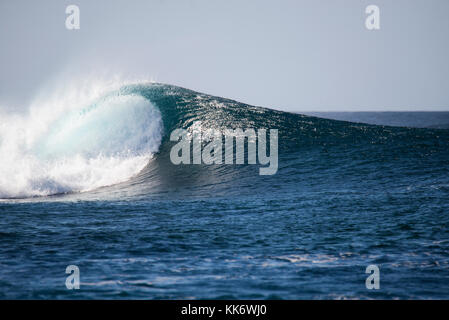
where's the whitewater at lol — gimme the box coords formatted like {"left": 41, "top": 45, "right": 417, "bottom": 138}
{"left": 0, "top": 80, "right": 163, "bottom": 198}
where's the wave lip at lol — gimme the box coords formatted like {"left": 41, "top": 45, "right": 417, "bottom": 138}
{"left": 0, "top": 90, "right": 163, "bottom": 199}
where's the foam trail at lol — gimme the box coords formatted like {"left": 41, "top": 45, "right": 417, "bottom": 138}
{"left": 0, "top": 80, "right": 163, "bottom": 198}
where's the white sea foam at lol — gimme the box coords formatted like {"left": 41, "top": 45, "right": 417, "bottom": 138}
{"left": 0, "top": 78, "right": 163, "bottom": 198}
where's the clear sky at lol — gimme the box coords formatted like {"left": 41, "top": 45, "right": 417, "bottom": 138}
{"left": 0, "top": 0, "right": 448, "bottom": 112}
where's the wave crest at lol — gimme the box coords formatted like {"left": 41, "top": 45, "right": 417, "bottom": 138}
{"left": 0, "top": 85, "right": 163, "bottom": 198}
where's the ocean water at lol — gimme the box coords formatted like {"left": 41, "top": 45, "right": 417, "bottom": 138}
{"left": 304, "top": 112, "right": 449, "bottom": 129}
{"left": 0, "top": 83, "right": 448, "bottom": 299}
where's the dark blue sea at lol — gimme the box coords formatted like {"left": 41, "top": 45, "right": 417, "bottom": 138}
{"left": 1, "top": 84, "right": 448, "bottom": 299}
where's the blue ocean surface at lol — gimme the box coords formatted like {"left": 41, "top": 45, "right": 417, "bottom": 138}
{"left": 0, "top": 84, "right": 448, "bottom": 299}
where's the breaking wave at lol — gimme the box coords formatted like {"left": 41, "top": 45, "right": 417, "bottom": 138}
{"left": 1, "top": 80, "right": 448, "bottom": 199}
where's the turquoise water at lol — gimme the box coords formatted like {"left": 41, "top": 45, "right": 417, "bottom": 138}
{"left": 0, "top": 84, "right": 448, "bottom": 299}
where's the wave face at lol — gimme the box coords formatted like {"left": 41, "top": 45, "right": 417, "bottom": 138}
{"left": 1, "top": 82, "right": 449, "bottom": 199}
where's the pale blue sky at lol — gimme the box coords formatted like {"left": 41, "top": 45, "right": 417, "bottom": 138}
{"left": 0, "top": 0, "right": 448, "bottom": 112}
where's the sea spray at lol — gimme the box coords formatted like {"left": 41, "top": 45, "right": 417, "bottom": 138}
{"left": 0, "top": 82, "right": 163, "bottom": 198}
